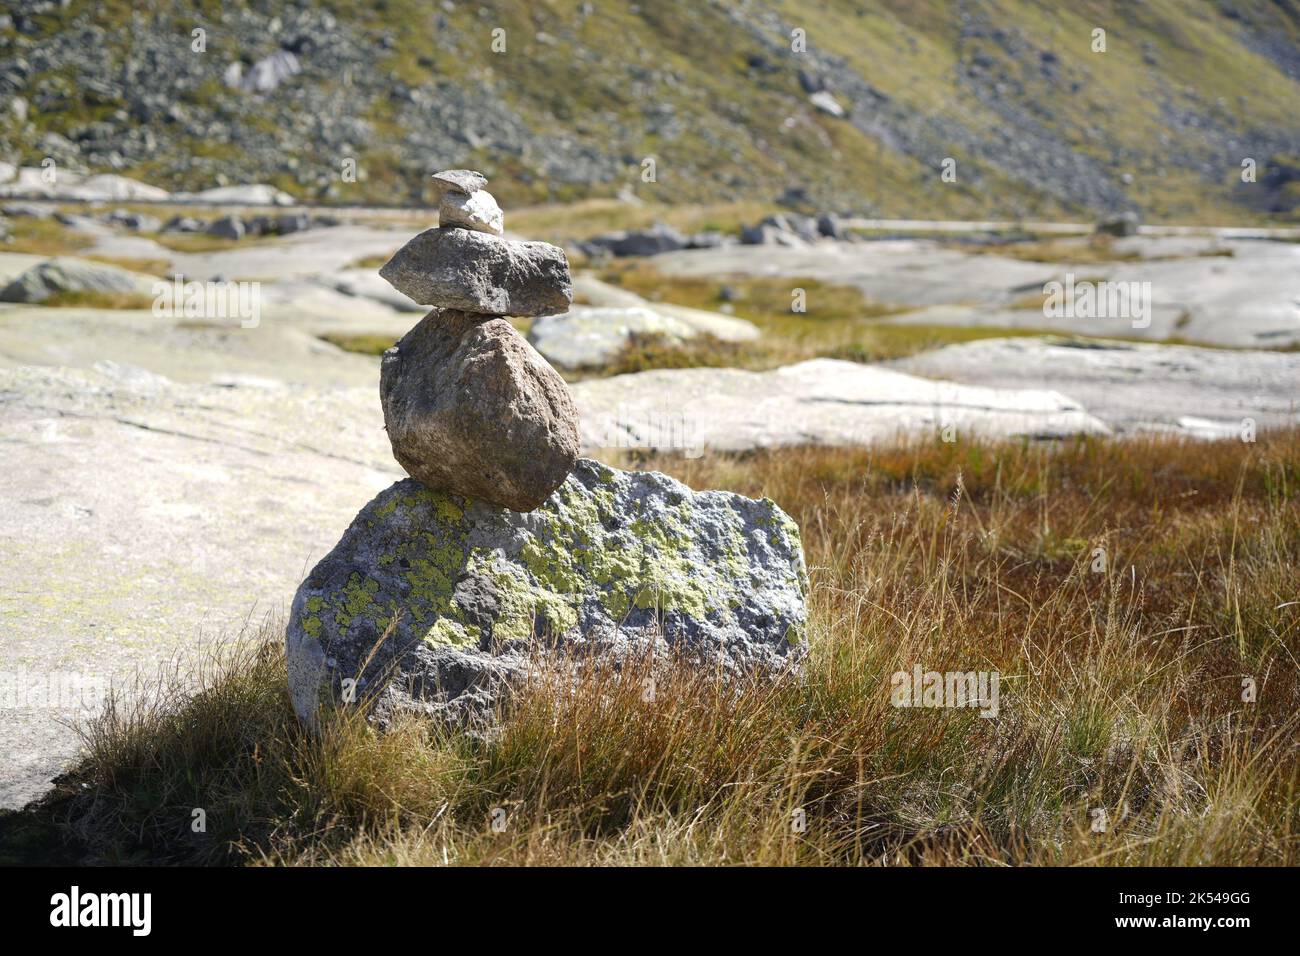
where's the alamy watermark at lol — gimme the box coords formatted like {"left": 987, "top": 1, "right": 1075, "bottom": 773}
{"left": 890, "top": 665, "right": 1000, "bottom": 718}
{"left": 50, "top": 886, "right": 151, "bottom": 936}
{"left": 0, "top": 668, "right": 106, "bottom": 711}
{"left": 611, "top": 404, "right": 703, "bottom": 458}
{"left": 152, "top": 275, "right": 262, "bottom": 329}
{"left": 1043, "top": 272, "right": 1151, "bottom": 329}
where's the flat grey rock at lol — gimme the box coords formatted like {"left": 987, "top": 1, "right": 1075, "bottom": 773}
{"left": 651, "top": 237, "right": 1300, "bottom": 347}
{"left": 0, "top": 364, "right": 397, "bottom": 808}
{"left": 529, "top": 304, "right": 758, "bottom": 369}
{"left": 895, "top": 337, "right": 1300, "bottom": 435}
{"left": 325, "top": 267, "right": 423, "bottom": 312}
{"left": 431, "top": 169, "right": 488, "bottom": 196}
{"left": 573, "top": 359, "right": 1109, "bottom": 453}
{"left": 379, "top": 227, "right": 572, "bottom": 316}
{"left": 0, "top": 169, "right": 169, "bottom": 202}
{"left": 381, "top": 309, "right": 580, "bottom": 512}
{"left": 285, "top": 459, "right": 808, "bottom": 729}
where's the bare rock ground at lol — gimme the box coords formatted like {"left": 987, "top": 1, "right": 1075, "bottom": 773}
{"left": 895, "top": 338, "right": 1300, "bottom": 437}
{"left": 652, "top": 236, "right": 1300, "bottom": 348}
{"left": 0, "top": 364, "right": 398, "bottom": 808}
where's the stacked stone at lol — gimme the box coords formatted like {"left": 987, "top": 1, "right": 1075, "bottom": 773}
{"left": 377, "top": 170, "right": 580, "bottom": 512}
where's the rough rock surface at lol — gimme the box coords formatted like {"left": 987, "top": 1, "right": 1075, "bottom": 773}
{"left": 0, "top": 362, "right": 397, "bottom": 809}
{"left": 439, "top": 189, "right": 504, "bottom": 236}
{"left": 573, "top": 358, "right": 1109, "bottom": 453}
{"left": 381, "top": 309, "right": 580, "bottom": 511}
{"left": 431, "top": 169, "right": 488, "bottom": 196}
{"left": 379, "top": 227, "right": 572, "bottom": 315}
{"left": 895, "top": 337, "right": 1300, "bottom": 436}
{"left": 650, "top": 236, "right": 1300, "bottom": 348}
{"left": 285, "top": 458, "right": 808, "bottom": 728}
{"left": 0, "top": 257, "right": 159, "bottom": 303}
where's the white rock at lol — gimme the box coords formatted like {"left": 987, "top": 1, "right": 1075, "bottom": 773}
{"left": 572, "top": 359, "right": 1108, "bottom": 453}
{"left": 895, "top": 337, "right": 1300, "bottom": 435}
{"left": 810, "top": 90, "right": 846, "bottom": 117}
{"left": 180, "top": 184, "right": 297, "bottom": 206}
{"left": 529, "top": 306, "right": 696, "bottom": 368}
{"left": 529, "top": 303, "right": 758, "bottom": 369}
{"left": 233, "top": 50, "right": 301, "bottom": 94}
{"left": 78, "top": 174, "right": 171, "bottom": 202}
{"left": 438, "top": 188, "right": 504, "bottom": 236}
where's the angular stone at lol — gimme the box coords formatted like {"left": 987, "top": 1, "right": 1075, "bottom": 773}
{"left": 439, "top": 188, "right": 504, "bottom": 236}
{"left": 285, "top": 459, "right": 809, "bottom": 728}
{"left": 206, "top": 215, "right": 245, "bottom": 240}
{"left": 378, "top": 227, "right": 572, "bottom": 316}
{"left": 380, "top": 309, "right": 580, "bottom": 511}
{"left": 431, "top": 169, "right": 488, "bottom": 196}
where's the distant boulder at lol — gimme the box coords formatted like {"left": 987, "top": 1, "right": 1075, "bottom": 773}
{"left": 181, "top": 184, "right": 297, "bottom": 206}
{"left": 579, "top": 222, "right": 688, "bottom": 257}
{"left": 0, "top": 257, "right": 159, "bottom": 303}
{"left": 740, "top": 213, "right": 820, "bottom": 246}
{"left": 160, "top": 215, "right": 204, "bottom": 234}
{"left": 225, "top": 50, "right": 302, "bottom": 95}
{"left": 1095, "top": 211, "right": 1140, "bottom": 237}
{"left": 206, "top": 215, "right": 246, "bottom": 240}
{"left": 106, "top": 209, "right": 161, "bottom": 232}
{"left": 809, "top": 90, "right": 847, "bottom": 117}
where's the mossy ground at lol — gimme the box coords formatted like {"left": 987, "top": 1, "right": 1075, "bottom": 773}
{"left": 3, "top": 430, "right": 1297, "bottom": 866}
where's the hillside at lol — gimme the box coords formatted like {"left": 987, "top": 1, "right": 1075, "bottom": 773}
{"left": 3, "top": 0, "right": 1300, "bottom": 221}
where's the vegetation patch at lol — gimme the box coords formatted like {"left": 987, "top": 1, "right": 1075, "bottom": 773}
{"left": 40, "top": 290, "right": 157, "bottom": 309}
{"left": 4, "top": 430, "right": 1296, "bottom": 865}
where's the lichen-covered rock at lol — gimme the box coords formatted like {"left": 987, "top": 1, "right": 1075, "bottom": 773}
{"left": 285, "top": 459, "right": 809, "bottom": 729}
{"left": 378, "top": 227, "right": 571, "bottom": 316}
{"left": 381, "top": 308, "right": 580, "bottom": 511}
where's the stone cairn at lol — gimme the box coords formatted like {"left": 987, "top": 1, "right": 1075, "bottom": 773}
{"left": 284, "top": 172, "right": 809, "bottom": 730}
{"left": 377, "top": 169, "right": 579, "bottom": 512}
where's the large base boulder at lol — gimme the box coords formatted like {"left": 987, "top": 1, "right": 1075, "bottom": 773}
{"left": 380, "top": 308, "right": 580, "bottom": 512}
{"left": 285, "top": 459, "right": 808, "bottom": 729}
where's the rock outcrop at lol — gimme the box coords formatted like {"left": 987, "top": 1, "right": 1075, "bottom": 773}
{"left": 286, "top": 459, "right": 808, "bottom": 729}
{"left": 0, "top": 257, "right": 159, "bottom": 303}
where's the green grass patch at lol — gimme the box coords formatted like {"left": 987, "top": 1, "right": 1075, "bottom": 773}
{"left": 40, "top": 290, "right": 156, "bottom": 309}
{"left": 319, "top": 332, "right": 395, "bottom": 356}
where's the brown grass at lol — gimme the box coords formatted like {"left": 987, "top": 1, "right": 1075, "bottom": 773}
{"left": 5, "top": 431, "right": 1297, "bottom": 865}
{"left": 2, "top": 217, "right": 94, "bottom": 257}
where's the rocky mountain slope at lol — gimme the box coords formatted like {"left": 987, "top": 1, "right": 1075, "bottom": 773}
{"left": 3, "top": 0, "right": 1300, "bottom": 221}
